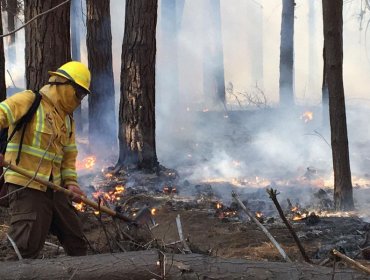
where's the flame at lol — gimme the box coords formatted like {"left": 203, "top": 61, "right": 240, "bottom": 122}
{"left": 255, "top": 211, "right": 263, "bottom": 218}
{"left": 291, "top": 206, "right": 298, "bottom": 212}
{"left": 216, "top": 202, "right": 223, "bottom": 209}
{"left": 300, "top": 111, "right": 313, "bottom": 123}
{"left": 73, "top": 202, "right": 86, "bottom": 212}
{"left": 76, "top": 155, "right": 96, "bottom": 170}
{"left": 151, "top": 208, "right": 157, "bottom": 215}
{"left": 92, "top": 184, "right": 126, "bottom": 203}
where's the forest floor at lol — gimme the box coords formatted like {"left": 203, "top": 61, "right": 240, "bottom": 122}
{"left": 0, "top": 166, "right": 369, "bottom": 275}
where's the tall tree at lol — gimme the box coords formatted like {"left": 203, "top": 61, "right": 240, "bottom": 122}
{"left": 71, "top": 0, "right": 82, "bottom": 133}
{"left": 24, "top": 0, "right": 71, "bottom": 90}
{"left": 86, "top": 0, "right": 116, "bottom": 151}
{"left": 117, "top": 0, "right": 159, "bottom": 171}
{"left": 0, "top": 4, "right": 7, "bottom": 101}
{"left": 6, "top": 0, "right": 17, "bottom": 63}
{"left": 322, "top": 0, "right": 354, "bottom": 210}
{"left": 203, "top": 0, "right": 226, "bottom": 108}
{"left": 279, "top": 0, "right": 295, "bottom": 106}
{"left": 159, "top": 0, "right": 183, "bottom": 107}
{"left": 246, "top": 1, "right": 263, "bottom": 86}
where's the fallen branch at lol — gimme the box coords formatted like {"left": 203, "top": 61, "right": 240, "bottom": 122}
{"left": 331, "top": 249, "right": 370, "bottom": 275}
{"left": 231, "top": 191, "right": 292, "bottom": 262}
{"left": 267, "top": 188, "right": 312, "bottom": 263}
{"left": 176, "top": 214, "right": 192, "bottom": 253}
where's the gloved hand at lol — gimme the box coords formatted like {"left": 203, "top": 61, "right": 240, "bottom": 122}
{"left": 66, "top": 184, "right": 86, "bottom": 203}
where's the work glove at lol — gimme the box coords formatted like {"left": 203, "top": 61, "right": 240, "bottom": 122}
{"left": 66, "top": 184, "right": 86, "bottom": 203}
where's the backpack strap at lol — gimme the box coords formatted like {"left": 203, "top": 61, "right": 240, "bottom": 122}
{"left": 6, "top": 91, "right": 42, "bottom": 165}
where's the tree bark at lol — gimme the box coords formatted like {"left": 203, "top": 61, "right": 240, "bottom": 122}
{"left": 117, "top": 0, "right": 159, "bottom": 171}
{"left": 86, "top": 0, "right": 116, "bottom": 152}
{"left": 24, "top": 0, "right": 71, "bottom": 91}
{"left": 0, "top": 251, "right": 367, "bottom": 280}
{"left": 322, "top": 0, "right": 354, "bottom": 210}
{"left": 279, "top": 0, "right": 295, "bottom": 107}
{"left": 0, "top": 3, "right": 6, "bottom": 101}
{"left": 203, "top": 0, "right": 226, "bottom": 109}
{"left": 71, "top": 0, "right": 82, "bottom": 133}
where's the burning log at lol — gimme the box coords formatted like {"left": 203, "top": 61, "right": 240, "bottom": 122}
{"left": 0, "top": 251, "right": 367, "bottom": 280}
{"left": 231, "top": 191, "right": 292, "bottom": 263}
{"left": 267, "top": 188, "right": 312, "bottom": 263}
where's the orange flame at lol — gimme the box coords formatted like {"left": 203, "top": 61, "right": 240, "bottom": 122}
{"left": 76, "top": 155, "right": 96, "bottom": 170}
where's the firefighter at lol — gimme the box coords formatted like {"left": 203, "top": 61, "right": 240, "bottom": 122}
{"left": 0, "top": 61, "right": 90, "bottom": 259}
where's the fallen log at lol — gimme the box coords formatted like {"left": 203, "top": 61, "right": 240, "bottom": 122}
{"left": 0, "top": 250, "right": 368, "bottom": 280}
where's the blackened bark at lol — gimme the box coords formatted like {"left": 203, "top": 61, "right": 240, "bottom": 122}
{"left": 279, "top": 0, "right": 295, "bottom": 106}
{"left": 24, "top": 0, "right": 71, "bottom": 91}
{"left": 86, "top": 0, "right": 116, "bottom": 151}
{"left": 117, "top": 0, "right": 159, "bottom": 171}
{"left": 0, "top": 4, "right": 6, "bottom": 101}
{"left": 203, "top": 0, "right": 226, "bottom": 108}
{"left": 322, "top": 0, "right": 354, "bottom": 210}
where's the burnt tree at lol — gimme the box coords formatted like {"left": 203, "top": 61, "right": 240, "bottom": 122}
{"left": 24, "top": 0, "right": 71, "bottom": 90}
{"left": 86, "top": 0, "right": 116, "bottom": 151}
{"left": 322, "top": 0, "right": 354, "bottom": 210}
{"left": 0, "top": 4, "right": 6, "bottom": 101}
{"left": 117, "top": 0, "right": 159, "bottom": 171}
{"left": 203, "top": 0, "right": 226, "bottom": 108}
{"left": 279, "top": 0, "right": 295, "bottom": 106}
{"left": 71, "top": 0, "right": 82, "bottom": 133}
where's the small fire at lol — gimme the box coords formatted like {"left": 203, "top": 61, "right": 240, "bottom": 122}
{"left": 300, "top": 111, "right": 313, "bottom": 123}
{"left": 151, "top": 208, "right": 157, "bottom": 215}
{"left": 216, "top": 202, "right": 223, "bottom": 209}
{"left": 163, "top": 186, "right": 177, "bottom": 194}
{"left": 255, "top": 211, "right": 263, "bottom": 218}
{"left": 92, "top": 184, "right": 125, "bottom": 203}
{"left": 76, "top": 155, "right": 97, "bottom": 170}
{"left": 73, "top": 202, "right": 86, "bottom": 212}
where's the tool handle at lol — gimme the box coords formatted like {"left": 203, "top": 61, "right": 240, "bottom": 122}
{"left": 3, "top": 160, "right": 134, "bottom": 222}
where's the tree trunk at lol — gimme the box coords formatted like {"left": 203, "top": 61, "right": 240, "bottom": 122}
{"left": 159, "top": 0, "right": 180, "bottom": 106}
{"left": 24, "top": 0, "right": 71, "bottom": 91}
{"left": 322, "top": 0, "right": 354, "bottom": 210}
{"left": 6, "top": 0, "right": 16, "bottom": 63}
{"left": 86, "top": 0, "right": 116, "bottom": 152}
{"left": 117, "top": 0, "right": 159, "bottom": 171}
{"left": 246, "top": 1, "right": 263, "bottom": 86}
{"left": 279, "top": 0, "right": 295, "bottom": 107}
{"left": 0, "top": 251, "right": 367, "bottom": 280}
{"left": 71, "top": 0, "right": 83, "bottom": 134}
{"left": 203, "top": 0, "right": 226, "bottom": 109}
{"left": 0, "top": 4, "right": 6, "bottom": 101}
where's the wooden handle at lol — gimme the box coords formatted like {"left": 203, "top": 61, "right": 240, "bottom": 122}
{"left": 3, "top": 160, "right": 134, "bottom": 222}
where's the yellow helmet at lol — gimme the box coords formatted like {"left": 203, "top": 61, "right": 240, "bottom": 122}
{"left": 48, "top": 61, "right": 91, "bottom": 93}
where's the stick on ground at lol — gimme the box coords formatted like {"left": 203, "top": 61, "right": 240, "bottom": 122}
{"left": 232, "top": 191, "right": 292, "bottom": 262}
{"left": 267, "top": 188, "right": 312, "bottom": 263}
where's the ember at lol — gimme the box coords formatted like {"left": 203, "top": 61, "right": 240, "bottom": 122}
{"left": 300, "top": 111, "right": 313, "bottom": 123}
{"left": 163, "top": 186, "right": 177, "bottom": 194}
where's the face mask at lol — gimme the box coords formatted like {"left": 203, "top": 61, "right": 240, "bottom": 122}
{"left": 42, "top": 76, "right": 82, "bottom": 115}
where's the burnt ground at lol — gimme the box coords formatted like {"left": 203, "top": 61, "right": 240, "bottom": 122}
{"left": 1, "top": 167, "right": 370, "bottom": 276}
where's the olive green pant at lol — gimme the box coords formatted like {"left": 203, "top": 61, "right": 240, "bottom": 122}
{"left": 6, "top": 183, "right": 86, "bottom": 258}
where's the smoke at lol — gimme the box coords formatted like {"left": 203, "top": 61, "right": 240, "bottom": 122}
{"left": 3, "top": 1, "right": 370, "bottom": 213}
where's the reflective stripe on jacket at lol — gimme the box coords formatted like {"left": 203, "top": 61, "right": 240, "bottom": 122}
{"left": 0, "top": 90, "right": 79, "bottom": 191}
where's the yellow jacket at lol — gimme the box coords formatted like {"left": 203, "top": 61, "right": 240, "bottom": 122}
{"left": 0, "top": 78, "right": 80, "bottom": 191}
